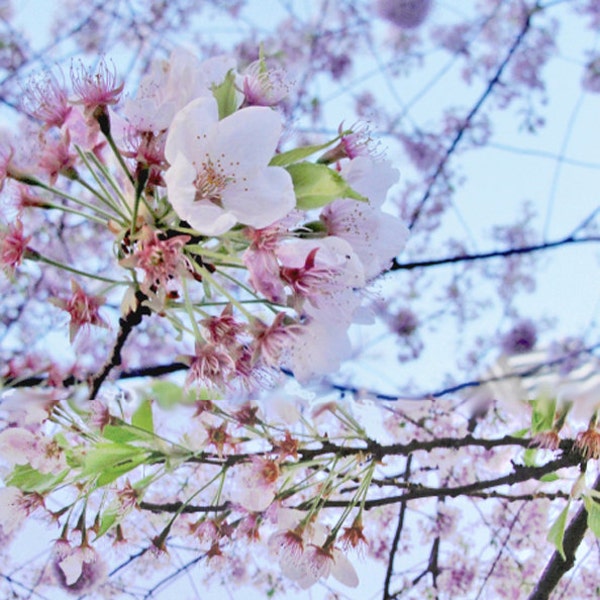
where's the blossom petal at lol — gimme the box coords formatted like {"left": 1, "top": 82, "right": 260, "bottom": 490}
{"left": 165, "top": 97, "right": 218, "bottom": 164}
{"left": 331, "top": 549, "right": 359, "bottom": 587}
{"left": 210, "top": 106, "right": 282, "bottom": 168}
{"left": 223, "top": 166, "right": 295, "bottom": 228}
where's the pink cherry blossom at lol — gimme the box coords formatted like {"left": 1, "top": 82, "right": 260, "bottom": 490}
{"left": 120, "top": 225, "right": 192, "bottom": 296}
{"left": 242, "top": 59, "right": 292, "bottom": 106}
{"left": 184, "top": 342, "right": 236, "bottom": 390}
{"left": 70, "top": 57, "right": 124, "bottom": 118}
{"left": 21, "top": 72, "right": 72, "bottom": 129}
{"left": 0, "top": 219, "right": 32, "bottom": 274}
{"left": 50, "top": 280, "right": 108, "bottom": 342}
{"left": 230, "top": 456, "right": 280, "bottom": 512}
{"left": 0, "top": 487, "right": 43, "bottom": 537}
{"left": 276, "top": 236, "right": 365, "bottom": 314}
{"left": 164, "top": 96, "right": 295, "bottom": 236}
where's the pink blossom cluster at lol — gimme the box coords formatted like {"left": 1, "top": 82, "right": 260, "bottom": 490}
{"left": 0, "top": 47, "right": 410, "bottom": 593}
{"left": 1, "top": 48, "right": 408, "bottom": 391}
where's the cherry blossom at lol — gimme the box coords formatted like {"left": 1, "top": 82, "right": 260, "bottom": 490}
{"left": 164, "top": 96, "right": 295, "bottom": 235}
{"left": 123, "top": 49, "right": 239, "bottom": 132}
{"left": 50, "top": 280, "right": 108, "bottom": 342}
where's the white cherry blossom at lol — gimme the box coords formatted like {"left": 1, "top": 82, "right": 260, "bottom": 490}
{"left": 164, "top": 96, "right": 295, "bottom": 236}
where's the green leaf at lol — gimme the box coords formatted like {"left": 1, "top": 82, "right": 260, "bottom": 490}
{"left": 530, "top": 395, "right": 557, "bottom": 434}
{"left": 286, "top": 162, "right": 367, "bottom": 210}
{"left": 80, "top": 443, "right": 148, "bottom": 488}
{"left": 151, "top": 380, "right": 183, "bottom": 409}
{"left": 540, "top": 473, "right": 560, "bottom": 483}
{"left": 584, "top": 495, "right": 600, "bottom": 539}
{"left": 547, "top": 502, "right": 571, "bottom": 560}
{"left": 523, "top": 448, "right": 537, "bottom": 467}
{"left": 132, "top": 399, "right": 154, "bottom": 434}
{"left": 511, "top": 427, "right": 530, "bottom": 438}
{"left": 269, "top": 138, "right": 340, "bottom": 167}
{"left": 96, "top": 504, "right": 120, "bottom": 538}
{"left": 6, "top": 464, "right": 68, "bottom": 493}
{"left": 212, "top": 70, "right": 239, "bottom": 120}
{"left": 102, "top": 424, "right": 143, "bottom": 444}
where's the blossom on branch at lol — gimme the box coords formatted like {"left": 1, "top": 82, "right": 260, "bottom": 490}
{"left": 164, "top": 96, "right": 295, "bottom": 235}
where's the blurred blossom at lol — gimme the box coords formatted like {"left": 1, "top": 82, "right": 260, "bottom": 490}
{"left": 392, "top": 307, "right": 419, "bottom": 337}
{"left": 582, "top": 55, "right": 600, "bottom": 93}
{"left": 52, "top": 541, "right": 108, "bottom": 595}
{"left": 376, "top": 0, "right": 433, "bottom": 29}
{"left": 242, "top": 59, "right": 292, "bottom": 106}
{"left": 500, "top": 319, "right": 537, "bottom": 354}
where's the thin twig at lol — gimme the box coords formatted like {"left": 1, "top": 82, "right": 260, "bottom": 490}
{"left": 383, "top": 455, "right": 412, "bottom": 600}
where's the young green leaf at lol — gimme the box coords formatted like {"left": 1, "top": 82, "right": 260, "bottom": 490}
{"left": 584, "top": 495, "right": 600, "bottom": 539}
{"left": 286, "top": 162, "right": 366, "bottom": 210}
{"left": 6, "top": 464, "right": 68, "bottom": 494}
{"left": 547, "top": 501, "right": 571, "bottom": 560}
{"left": 530, "top": 395, "right": 557, "bottom": 434}
{"left": 132, "top": 399, "right": 154, "bottom": 434}
{"left": 212, "top": 70, "right": 239, "bottom": 120}
{"left": 269, "top": 138, "right": 341, "bottom": 167}
{"left": 151, "top": 380, "right": 183, "bottom": 409}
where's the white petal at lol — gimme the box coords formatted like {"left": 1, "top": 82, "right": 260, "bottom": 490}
{"left": 341, "top": 156, "right": 399, "bottom": 206}
{"left": 210, "top": 106, "right": 282, "bottom": 168}
{"left": 165, "top": 97, "right": 218, "bottom": 164}
{"left": 223, "top": 166, "right": 295, "bottom": 228}
{"left": 331, "top": 550, "right": 359, "bottom": 588}
{"left": 181, "top": 201, "right": 237, "bottom": 236}
{"left": 58, "top": 553, "right": 84, "bottom": 586}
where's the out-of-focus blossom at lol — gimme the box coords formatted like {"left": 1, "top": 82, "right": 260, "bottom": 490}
{"left": 0, "top": 219, "right": 32, "bottom": 275}
{"left": 0, "top": 388, "right": 59, "bottom": 428}
{"left": 230, "top": 456, "right": 280, "bottom": 511}
{"left": 124, "top": 49, "right": 239, "bottom": 132}
{"left": 501, "top": 319, "right": 537, "bottom": 355}
{"left": 582, "top": 55, "right": 600, "bottom": 93}
{"left": 376, "top": 0, "right": 433, "bottom": 29}
{"left": 52, "top": 541, "right": 108, "bottom": 595}
{"left": 242, "top": 59, "right": 292, "bottom": 106}
{"left": 21, "top": 72, "right": 72, "bottom": 129}
{"left": 0, "top": 487, "right": 43, "bottom": 537}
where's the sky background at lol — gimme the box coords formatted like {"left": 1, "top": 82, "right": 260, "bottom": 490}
{"left": 2, "top": 1, "right": 600, "bottom": 598}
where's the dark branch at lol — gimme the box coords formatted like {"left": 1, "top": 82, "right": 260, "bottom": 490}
{"left": 383, "top": 455, "right": 412, "bottom": 600}
{"left": 390, "top": 236, "right": 600, "bottom": 271}
{"left": 527, "top": 473, "right": 600, "bottom": 599}
{"left": 88, "top": 291, "right": 151, "bottom": 400}
{"left": 139, "top": 451, "right": 582, "bottom": 515}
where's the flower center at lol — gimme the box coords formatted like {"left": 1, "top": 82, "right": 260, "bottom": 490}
{"left": 193, "top": 158, "right": 233, "bottom": 207}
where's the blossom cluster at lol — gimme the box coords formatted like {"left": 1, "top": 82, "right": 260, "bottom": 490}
{"left": 0, "top": 47, "right": 408, "bottom": 593}
{"left": 1, "top": 47, "right": 407, "bottom": 390}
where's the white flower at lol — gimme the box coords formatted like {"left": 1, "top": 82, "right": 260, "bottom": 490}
{"left": 322, "top": 156, "right": 408, "bottom": 279}
{"left": 164, "top": 97, "right": 295, "bottom": 236}
{"left": 124, "top": 49, "right": 240, "bottom": 132}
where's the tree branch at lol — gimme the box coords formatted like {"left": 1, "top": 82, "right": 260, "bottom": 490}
{"left": 383, "top": 455, "right": 412, "bottom": 600}
{"left": 390, "top": 236, "right": 600, "bottom": 271}
{"left": 527, "top": 473, "right": 600, "bottom": 599}
{"left": 88, "top": 291, "right": 151, "bottom": 400}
